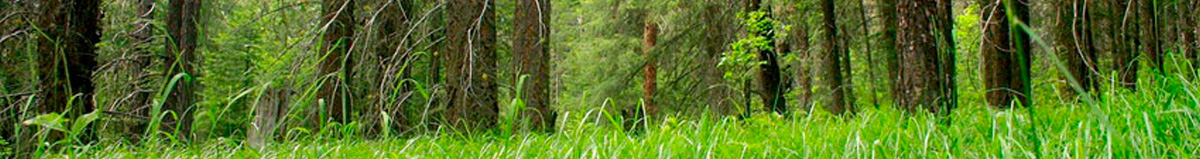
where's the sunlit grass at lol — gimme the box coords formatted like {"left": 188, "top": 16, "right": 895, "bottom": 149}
{"left": 50, "top": 72, "right": 1200, "bottom": 158}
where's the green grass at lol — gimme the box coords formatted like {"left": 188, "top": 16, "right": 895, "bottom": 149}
{"left": 40, "top": 73, "right": 1200, "bottom": 158}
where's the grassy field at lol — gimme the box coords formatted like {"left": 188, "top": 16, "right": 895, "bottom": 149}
{"left": 31, "top": 73, "right": 1196, "bottom": 158}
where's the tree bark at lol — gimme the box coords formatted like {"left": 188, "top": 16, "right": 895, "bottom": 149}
{"left": 641, "top": 20, "right": 658, "bottom": 120}
{"left": 981, "top": 0, "right": 1031, "bottom": 108}
{"left": 1055, "top": 0, "right": 1099, "bottom": 100}
{"left": 514, "top": 0, "right": 555, "bottom": 132}
{"left": 747, "top": 0, "right": 788, "bottom": 115}
{"left": 820, "top": 0, "right": 850, "bottom": 114}
{"left": 317, "top": 0, "right": 355, "bottom": 124}
{"left": 445, "top": 0, "right": 497, "bottom": 130}
{"left": 895, "top": 0, "right": 955, "bottom": 114}
{"left": 164, "top": 0, "right": 201, "bottom": 136}
{"left": 30, "top": 0, "right": 101, "bottom": 148}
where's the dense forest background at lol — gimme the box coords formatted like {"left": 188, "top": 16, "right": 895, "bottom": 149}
{"left": 1, "top": 0, "right": 1199, "bottom": 158}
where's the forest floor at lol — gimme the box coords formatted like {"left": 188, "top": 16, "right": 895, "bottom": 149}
{"left": 50, "top": 75, "right": 1200, "bottom": 158}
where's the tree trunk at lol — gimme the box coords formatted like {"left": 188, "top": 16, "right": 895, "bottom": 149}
{"left": 895, "top": 0, "right": 955, "bottom": 113}
{"left": 514, "top": 0, "right": 555, "bottom": 132}
{"left": 164, "top": 0, "right": 200, "bottom": 136}
{"left": 702, "top": 0, "right": 733, "bottom": 117}
{"left": 1112, "top": 0, "right": 1139, "bottom": 90}
{"left": 317, "top": 0, "right": 355, "bottom": 124}
{"left": 374, "top": 0, "right": 413, "bottom": 134}
{"left": 1055, "top": 0, "right": 1099, "bottom": 100}
{"left": 747, "top": 0, "right": 788, "bottom": 115}
{"left": 445, "top": 0, "right": 497, "bottom": 130}
{"left": 981, "top": 0, "right": 1031, "bottom": 108}
{"left": 641, "top": 20, "right": 658, "bottom": 120}
{"left": 820, "top": 0, "right": 850, "bottom": 114}
{"left": 29, "top": 0, "right": 101, "bottom": 150}
{"left": 856, "top": 0, "right": 879, "bottom": 108}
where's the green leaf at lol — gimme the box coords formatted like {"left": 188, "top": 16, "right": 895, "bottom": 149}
{"left": 70, "top": 110, "right": 103, "bottom": 141}
{"left": 23, "top": 113, "right": 67, "bottom": 132}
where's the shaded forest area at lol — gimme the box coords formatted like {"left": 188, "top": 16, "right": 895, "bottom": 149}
{"left": 2, "top": 0, "right": 1199, "bottom": 158}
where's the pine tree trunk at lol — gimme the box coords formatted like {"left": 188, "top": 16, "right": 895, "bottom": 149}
{"left": 895, "top": 0, "right": 955, "bottom": 113}
{"left": 981, "top": 0, "right": 1031, "bottom": 108}
{"left": 317, "top": 0, "right": 355, "bottom": 124}
{"left": 1055, "top": 0, "right": 1099, "bottom": 100}
{"left": 514, "top": 0, "right": 555, "bottom": 132}
{"left": 820, "top": 0, "right": 850, "bottom": 114}
{"left": 641, "top": 20, "right": 658, "bottom": 120}
{"left": 445, "top": 0, "right": 497, "bottom": 130}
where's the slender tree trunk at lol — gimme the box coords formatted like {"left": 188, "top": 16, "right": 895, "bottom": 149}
{"left": 820, "top": 0, "right": 850, "bottom": 114}
{"left": 857, "top": 0, "right": 879, "bottom": 108}
{"left": 895, "top": 0, "right": 955, "bottom": 113}
{"left": 164, "top": 0, "right": 200, "bottom": 136}
{"left": 317, "top": 0, "right": 355, "bottom": 124}
{"left": 445, "top": 0, "right": 497, "bottom": 130}
{"left": 1056, "top": 0, "right": 1099, "bottom": 100}
{"left": 641, "top": 20, "right": 658, "bottom": 120}
{"left": 981, "top": 0, "right": 1031, "bottom": 108}
{"left": 747, "top": 0, "right": 788, "bottom": 115}
{"left": 515, "top": 0, "right": 555, "bottom": 132}
{"left": 1112, "top": 0, "right": 1139, "bottom": 90}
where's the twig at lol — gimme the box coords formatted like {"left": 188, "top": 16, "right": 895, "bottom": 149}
{"left": 1, "top": 91, "right": 36, "bottom": 98}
